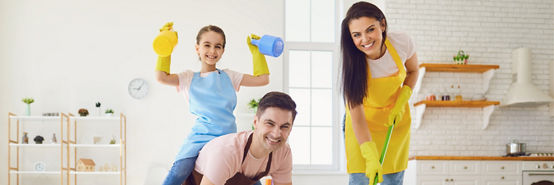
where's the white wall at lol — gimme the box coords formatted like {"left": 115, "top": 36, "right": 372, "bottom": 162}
{"left": 2, "top": 0, "right": 554, "bottom": 185}
{"left": 0, "top": 0, "right": 284, "bottom": 185}
{"left": 385, "top": 0, "right": 554, "bottom": 156}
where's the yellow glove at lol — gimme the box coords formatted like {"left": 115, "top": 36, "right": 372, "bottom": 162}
{"left": 247, "top": 34, "right": 269, "bottom": 76}
{"left": 156, "top": 56, "right": 171, "bottom": 74}
{"left": 386, "top": 85, "right": 412, "bottom": 127}
{"left": 360, "top": 141, "right": 383, "bottom": 185}
{"left": 153, "top": 22, "right": 178, "bottom": 73}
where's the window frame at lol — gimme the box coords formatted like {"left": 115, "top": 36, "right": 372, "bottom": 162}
{"left": 283, "top": 0, "right": 344, "bottom": 172}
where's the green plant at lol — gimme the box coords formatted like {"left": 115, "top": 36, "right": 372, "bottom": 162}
{"left": 22, "top": 98, "right": 34, "bottom": 104}
{"left": 105, "top": 109, "right": 114, "bottom": 114}
{"left": 248, "top": 98, "right": 260, "bottom": 111}
{"left": 95, "top": 102, "right": 101, "bottom": 108}
{"left": 453, "top": 50, "right": 469, "bottom": 64}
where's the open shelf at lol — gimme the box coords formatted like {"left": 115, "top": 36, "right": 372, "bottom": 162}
{"left": 70, "top": 144, "right": 121, "bottom": 148}
{"left": 9, "top": 143, "right": 62, "bottom": 147}
{"left": 70, "top": 171, "right": 121, "bottom": 175}
{"left": 419, "top": 63, "right": 499, "bottom": 73}
{"left": 412, "top": 63, "right": 500, "bottom": 130}
{"left": 414, "top": 100, "right": 500, "bottom": 107}
{"left": 10, "top": 171, "right": 62, "bottom": 174}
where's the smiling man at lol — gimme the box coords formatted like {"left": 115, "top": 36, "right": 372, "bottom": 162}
{"left": 183, "top": 91, "right": 297, "bottom": 185}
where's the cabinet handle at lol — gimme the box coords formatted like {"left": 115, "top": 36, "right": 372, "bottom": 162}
{"left": 445, "top": 179, "right": 449, "bottom": 182}
{"left": 450, "top": 178, "right": 454, "bottom": 181}
{"left": 431, "top": 166, "right": 435, "bottom": 169}
{"left": 463, "top": 166, "right": 468, "bottom": 169}
{"left": 500, "top": 166, "right": 505, "bottom": 169}
{"left": 501, "top": 176, "right": 505, "bottom": 180}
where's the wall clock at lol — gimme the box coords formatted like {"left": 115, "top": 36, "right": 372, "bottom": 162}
{"left": 128, "top": 78, "right": 149, "bottom": 99}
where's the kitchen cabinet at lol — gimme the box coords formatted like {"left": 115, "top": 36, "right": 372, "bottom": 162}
{"left": 412, "top": 63, "right": 500, "bottom": 129}
{"left": 405, "top": 160, "right": 520, "bottom": 185}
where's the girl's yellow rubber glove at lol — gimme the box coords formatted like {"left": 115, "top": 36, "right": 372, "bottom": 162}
{"left": 246, "top": 34, "right": 269, "bottom": 76}
{"left": 360, "top": 141, "right": 383, "bottom": 185}
{"left": 154, "top": 22, "right": 178, "bottom": 74}
{"left": 386, "top": 86, "right": 412, "bottom": 127}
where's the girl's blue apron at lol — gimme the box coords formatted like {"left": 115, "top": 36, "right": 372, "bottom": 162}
{"left": 175, "top": 69, "right": 237, "bottom": 160}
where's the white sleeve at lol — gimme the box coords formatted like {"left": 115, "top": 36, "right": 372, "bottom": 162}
{"left": 177, "top": 70, "right": 194, "bottom": 100}
{"left": 222, "top": 69, "right": 244, "bottom": 92}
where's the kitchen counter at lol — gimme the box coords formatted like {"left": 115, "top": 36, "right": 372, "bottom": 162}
{"left": 409, "top": 155, "right": 554, "bottom": 161}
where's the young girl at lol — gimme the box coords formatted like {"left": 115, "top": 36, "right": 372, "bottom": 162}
{"left": 340, "top": 2, "right": 419, "bottom": 185}
{"left": 154, "top": 23, "right": 270, "bottom": 185}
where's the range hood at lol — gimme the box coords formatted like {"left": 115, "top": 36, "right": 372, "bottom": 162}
{"left": 501, "top": 48, "right": 554, "bottom": 107}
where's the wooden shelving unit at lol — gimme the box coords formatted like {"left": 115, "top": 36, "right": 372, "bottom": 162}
{"left": 7, "top": 112, "right": 126, "bottom": 185}
{"left": 412, "top": 63, "right": 500, "bottom": 129}
{"left": 66, "top": 113, "right": 126, "bottom": 185}
{"left": 7, "top": 113, "right": 68, "bottom": 185}
{"left": 419, "top": 63, "right": 499, "bottom": 73}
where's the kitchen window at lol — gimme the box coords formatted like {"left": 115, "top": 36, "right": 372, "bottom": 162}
{"left": 284, "top": 0, "right": 342, "bottom": 171}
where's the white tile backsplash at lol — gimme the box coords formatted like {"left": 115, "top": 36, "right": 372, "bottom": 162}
{"left": 385, "top": 0, "right": 554, "bottom": 156}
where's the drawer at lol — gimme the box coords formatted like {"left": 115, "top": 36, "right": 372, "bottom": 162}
{"left": 482, "top": 161, "right": 519, "bottom": 174}
{"left": 418, "top": 160, "right": 447, "bottom": 175}
{"left": 449, "top": 161, "right": 479, "bottom": 174}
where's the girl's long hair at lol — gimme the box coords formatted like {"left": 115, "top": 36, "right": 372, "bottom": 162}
{"left": 340, "top": 1, "right": 387, "bottom": 108}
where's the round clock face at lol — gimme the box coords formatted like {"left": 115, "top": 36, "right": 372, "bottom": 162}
{"left": 34, "top": 161, "right": 45, "bottom": 171}
{"left": 128, "top": 78, "right": 149, "bottom": 99}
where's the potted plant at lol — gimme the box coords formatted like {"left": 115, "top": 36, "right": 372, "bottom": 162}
{"left": 453, "top": 50, "right": 469, "bottom": 64}
{"left": 105, "top": 109, "right": 114, "bottom": 116}
{"left": 22, "top": 97, "right": 35, "bottom": 116}
{"left": 247, "top": 98, "right": 260, "bottom": 113}
{"left": 95, "top": 102, "right": 102, "bottom": 116}
{"left": 78, "top": 108, "right": 89, "bottom": 117}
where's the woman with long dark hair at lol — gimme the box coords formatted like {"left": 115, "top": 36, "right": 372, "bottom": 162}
{"left": 341, "top": 2, "right": 419, "bottom": 185}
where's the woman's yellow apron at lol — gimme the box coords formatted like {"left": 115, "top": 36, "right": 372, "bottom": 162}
{"left": 345, "top": 39, "right": 411, "bottom": 174}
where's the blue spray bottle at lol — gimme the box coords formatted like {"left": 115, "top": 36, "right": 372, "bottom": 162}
{"left": 250, "top": 35, "right": 284, "bottom": 57}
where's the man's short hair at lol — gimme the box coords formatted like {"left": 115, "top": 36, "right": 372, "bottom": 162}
{"left": 256, "top": 91, "right": 297, "bottom": 122}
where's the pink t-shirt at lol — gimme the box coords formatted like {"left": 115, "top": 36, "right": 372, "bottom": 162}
{"left": 177, "top": 69, "right": 243, "bottom": 100}
{"left": 194, "top": 131, "right": 293, "bottom": 185}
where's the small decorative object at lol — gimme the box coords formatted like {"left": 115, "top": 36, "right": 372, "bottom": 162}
{"left": 109, "top": 136, "right": 116, "bottom": 144}
{"left": 51, "top": 133, "right": 57, "bottom": 143}
{"left": 128, "top": 78, "right": 149, "bottom": 99}
{"left": 33, "top": 135, "right": 44, "bottom": 144}
{"left": 33, "top": 161, "right": 46, "bottom": 171}
{"left": 105, "top": 109, "right": 114, "bottom": 116}
{"left": 453, "top": 50, "right": 469, "bottom": 64}
{"left": 22, "top": 132, "right": 29, "bottom": 144}
{"left": 77, "top": 158, "right": 96, "bottom": 172}
{"left": 42, "top": 112, "right": 59, "bottom": 116}
{"left": 22, "top": 97, "right": 35, "bottom": 116}
{"left": 93, "top": 136, "right": 102, "bottom": 144}
{"left": 100, "top": 163, "right": 110, "bottom": 172}
{"left": 95, "top": 102, "right": 102, "bottom": 116}
{"left": 247, "top": 98, "right": 261, "bottom": 112}
{"left": 78, "top": 108, "right": 89, "bottom": 117}
{"left": 111, "top": 163, "right": 118, "bottom": 171}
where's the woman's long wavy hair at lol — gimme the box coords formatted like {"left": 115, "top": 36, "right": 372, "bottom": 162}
{"left": 340, "top": 1, "right": 387, "bottom": 108}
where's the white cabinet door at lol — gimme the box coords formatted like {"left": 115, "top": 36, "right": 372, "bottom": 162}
{"left": 449, "top": 176, "right": 479, "bottom": 185}
{"left": 418, "top": 176, "right": 450, "bottom": 185}
{"left": 482, "top": 175, "right": 520, "bottom": 185}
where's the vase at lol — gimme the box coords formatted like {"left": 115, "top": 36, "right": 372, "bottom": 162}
{"left": 25, "top": 104, "right": 31, "bottom": 116}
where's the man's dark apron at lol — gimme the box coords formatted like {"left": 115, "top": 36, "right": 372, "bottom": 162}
{"left": 184, "top": 134, "right": 273, "bottom": 185}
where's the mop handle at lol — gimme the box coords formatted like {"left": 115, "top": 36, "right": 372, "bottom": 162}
{"left": 372, "top": 119, "right": 395, "bottom": 185}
